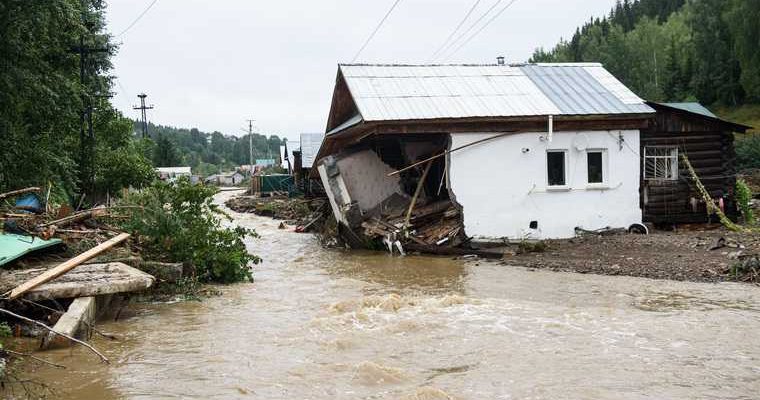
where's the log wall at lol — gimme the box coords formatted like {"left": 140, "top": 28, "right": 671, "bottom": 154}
{"left": 641, "top": 108, "right": 737, "bottom": 224}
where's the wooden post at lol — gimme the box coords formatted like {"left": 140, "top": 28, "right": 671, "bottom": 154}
{"left": 404, "top": 161, "right": 433, "bottom": 229}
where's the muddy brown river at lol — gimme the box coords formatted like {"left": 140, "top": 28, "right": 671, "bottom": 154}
{"left": 20, "top": 191, "right": 760, "bottom": 399}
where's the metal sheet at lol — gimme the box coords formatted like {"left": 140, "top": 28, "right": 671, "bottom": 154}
{"left": 339, "top": 63, "right": 653, "bottom": 122}
{"left": 300, "top": 133, "right": 326, "bottom": 168}
{"left": 0, "top": 234, "right": 62, "bottom": 267}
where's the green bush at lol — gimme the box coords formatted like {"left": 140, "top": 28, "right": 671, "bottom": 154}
{"left": 119, "top": 178, "right": 260, "bottom": 283}
{"left": 735, "top": 134, "right": 760, "bottom": 171}
{"left": 736, "top": 178, "right": 756, "bottom": 225}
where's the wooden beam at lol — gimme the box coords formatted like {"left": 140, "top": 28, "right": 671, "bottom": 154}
{"left": 7, "top": 233, "right": 130, "bottom": 300}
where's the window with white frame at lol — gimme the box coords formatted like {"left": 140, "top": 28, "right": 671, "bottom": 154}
{"left": 547, "top": 150, "right": 567, "bottom": 186}
{"left": 587, "top": 149, "right": 606, "bottom": 184}
{"left": 644, "top": 146, "right": 679, "bottom": 180}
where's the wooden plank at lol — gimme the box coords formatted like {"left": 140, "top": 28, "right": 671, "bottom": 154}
{"left": 7, "top": 233, "right": 130, "bottom": 300}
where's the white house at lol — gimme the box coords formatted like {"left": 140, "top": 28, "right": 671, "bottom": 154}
{"left": 156, "top": 167, "right": 192, "bottom": 182}
{"left": 313, "top": 63, "right": 655, "bottom": 242}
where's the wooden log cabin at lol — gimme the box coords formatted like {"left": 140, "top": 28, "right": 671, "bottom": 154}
{"left": 641, "top": 102, "right": 752, "bottom": 224}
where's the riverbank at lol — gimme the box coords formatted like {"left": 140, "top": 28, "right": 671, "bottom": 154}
{"left": 501, "top": 227, "right": 759, "bottom": 283}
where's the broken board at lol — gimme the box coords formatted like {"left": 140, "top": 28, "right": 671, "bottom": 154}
{"left": 0, "top": 262, "right": 155, "bottom": 301}
{"left": 0, "top": 234, "right": 62, "bottom": 267}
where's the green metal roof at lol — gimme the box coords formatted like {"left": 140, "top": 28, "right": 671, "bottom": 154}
{"left": 0, "top": 234, "right": 62, "bottom": 267}
{"left": 661, "top": 102, "right": 718, "bottom": 118}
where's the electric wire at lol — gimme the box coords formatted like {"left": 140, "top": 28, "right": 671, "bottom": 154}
{"left": 351, "top": 0, "right": 404, "bottom": 62}
{"left": 427, "top": 0, "right": 484, "bottom": 62}
{"left": 441, "top": 0, "right": 520, "bottom": 61}
{"left": 115, "top": 0, "right": 159, "bottom": 38}
{"left": 431, "top": 0, "right": 505, "bottom": 63}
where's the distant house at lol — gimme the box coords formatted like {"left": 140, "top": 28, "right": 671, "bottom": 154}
{"left": 293, "top": 133, "right": 325, "bottom": 195}
{"left": 156, "top": 167, "right": 191, "bottom": 181}
{"left": 205, "top": 171, "right": 245, "bottom": 186}
{"left": 641, "top": 102, "right": 751, "bottom": 224}
{"left": 313, "top": 63, "right": 655, "bottom": 242}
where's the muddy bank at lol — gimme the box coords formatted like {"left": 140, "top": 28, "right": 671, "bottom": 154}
{"left": 225, "top": 195, "right": 325, "bottom": 226}
{"left": 502, "top": 227, "right": 760, "bottom": 283}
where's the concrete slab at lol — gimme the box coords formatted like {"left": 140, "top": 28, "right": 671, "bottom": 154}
{"left": 41, "top": 295, "right": 114, "bottom": 349}
{"left": 0, "top": 262, "right": 155, "bottom": 300}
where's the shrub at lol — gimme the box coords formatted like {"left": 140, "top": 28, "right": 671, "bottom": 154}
{"left": 119, "top": 178, "right": 260, "bottom": 283}
{"left": 735, "top": 134, "right": 760, "bottom": 171}
{"left": 736, "top": 179, "right": 755, "bottom": 225}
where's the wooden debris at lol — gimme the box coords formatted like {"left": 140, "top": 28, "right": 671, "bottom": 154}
{"left": 7, "top": 233, "right": 130, "bottom": 299}
{"left": 0, "top": 187, "right": 41, "bottom": 200}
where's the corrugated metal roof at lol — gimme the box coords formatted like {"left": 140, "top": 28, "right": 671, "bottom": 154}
{"left": 338, "top": 63, "right": 653, "bottom": 122}
{"left": 661, "top": 102, "right": 717, "bottom": 118}
{"left": 300, "top": 132, "right": 325, "bottom": 168}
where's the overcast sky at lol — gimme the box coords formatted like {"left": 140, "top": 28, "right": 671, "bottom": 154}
{"left": 106, "top": 0, "right": 619, "bottom": 141}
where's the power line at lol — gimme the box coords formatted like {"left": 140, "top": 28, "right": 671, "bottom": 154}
{"left": 431, "top": 0, "right": 505, "bottom": 63}
{"left": 442, "top": 0, "right": 520, "bottom": 62}
{"left": 351, "top": 0, "right": 404, "bottom": 62}
{"left": 428, "top": 0, "right": 484, "bottom": 62}
{"left": 115, "top": 0, "right": 159, "bottom": 38}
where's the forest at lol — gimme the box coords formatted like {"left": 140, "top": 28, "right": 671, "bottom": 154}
{"left": 135, "top": 121, "right": 285, "bottom": 177}
{"left": 531, "top": 0, "right": 759, "bottom": 109}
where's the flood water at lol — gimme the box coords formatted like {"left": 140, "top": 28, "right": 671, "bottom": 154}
{"left": 22, "top": 191, "right": 760, "bottom": 399}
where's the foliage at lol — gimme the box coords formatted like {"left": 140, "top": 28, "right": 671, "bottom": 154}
{"left": 134, "top": 120, "right": 284, "bottom": 173}
{"left": 0, "top": 0, "right": 156, "bottom": 201}
{"left": 531, "top": 0, "right": 760, "bottom": 106}
{"left": 735, "top": 134, "right": 760, "bottom": 171}
{"left": 118, "top": 178, "right": 260, "bottom": 283}
{"left": 736, "top": 179, "right": 755, "bottom": 225}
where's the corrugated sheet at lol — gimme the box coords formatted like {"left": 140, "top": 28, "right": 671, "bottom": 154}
{"left": 339, "top": 63, "right": 653, "bottom": 122}
{"left": 300, "top": 132, "right": 325, "bottom": 168}
{"left": 661, "top": 102, "right": 717, "bottom": 118}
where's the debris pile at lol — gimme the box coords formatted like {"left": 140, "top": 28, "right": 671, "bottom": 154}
{"left": 225, "top": 195, "right": 327, "bottom": 231}
{"left": 0, "top": 186, "right": 160, "bottom": 360}
{"left": 360, "top": 199, "right": 465, "bottom": 252}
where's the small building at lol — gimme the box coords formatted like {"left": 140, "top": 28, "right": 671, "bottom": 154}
{"left": 156, "top": 167, "right": 192, "bottom": 181}
{"left": 314, "top": 63, "right": 655, "bottom": 243}
{"left": 641, "top": 102, "right": 751, "bottom": 224}
{"left": 205, "top": 171, "right": 245, "bottom": 186}
{"left": 293, "top": 133, "right": 325, "bottom": 195}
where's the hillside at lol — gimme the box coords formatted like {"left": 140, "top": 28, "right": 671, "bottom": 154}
{"left": 531, "top": 0, "right": 760, "bottom": 107}
{"left": 134, "top": 121, "right": 284, "bottom": 176}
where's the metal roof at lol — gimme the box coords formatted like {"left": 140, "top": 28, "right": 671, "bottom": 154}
{"left": 299, "top": 132, "right": 325, "bottom": 168}
{"left": 661, "top": 102, "right": 717, "bottom": 118}
{"left": 338, "top": 63, "right": 653, "bottom": 122}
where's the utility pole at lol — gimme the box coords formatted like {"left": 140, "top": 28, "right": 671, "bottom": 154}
{"left": 246, "top": 119, "right": 255, "bottom": 193}
{"left": 70, "top": 11, "right": 109, "bottom": 197}
{"left": 133, "top": 93, "right": 154, "bottom": 138}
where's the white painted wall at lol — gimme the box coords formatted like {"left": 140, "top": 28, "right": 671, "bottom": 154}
{"left": 449, "top": 130, "right": 642, "bottom": 240}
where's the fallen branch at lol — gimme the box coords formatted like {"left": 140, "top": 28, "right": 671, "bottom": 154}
{"left": 682, "top": 155, "right": 746, "bottom": 232}
{"left": 5, "top": 350, "right": 66, "bottom": 369}
{"left": 0, "top": 187, "right": 41, "bottom": 200}
{"left": 0, "top": 308, "right": 109, "bottom": 364}
{"left": 37, "top": 206, "right": 108, "bottom": 228}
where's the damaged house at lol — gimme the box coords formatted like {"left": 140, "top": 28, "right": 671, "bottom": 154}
{"left": 313, "top": 63, "right": 656, "bottom": 251}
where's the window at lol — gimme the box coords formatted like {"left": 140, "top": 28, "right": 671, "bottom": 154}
{"left": 644, "top": 146, "right": 678, "bottom": 181}
{"left": 587, "top": 150, "right": 605, "bottom": 184}
{"left": 547, "top": 150, "right": 567, "bottom": 186}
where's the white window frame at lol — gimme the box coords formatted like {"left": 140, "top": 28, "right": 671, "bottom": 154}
{"left": 644, "top": 146, "right": 679, "bottom": 181}
{"left": 546, "top": 149, "right": 569, "bottom": 189}
{"left": 586, "top": 149, "right": 608, "bottom": 186}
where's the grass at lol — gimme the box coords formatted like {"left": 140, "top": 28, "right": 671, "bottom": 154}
{"left": 713, "top": 104, "right": 760, "bottom": 134}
